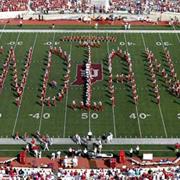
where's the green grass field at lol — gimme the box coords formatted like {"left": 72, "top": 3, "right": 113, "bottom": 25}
{"left": 0, "top": 27, "right": 179, "bottom": 139}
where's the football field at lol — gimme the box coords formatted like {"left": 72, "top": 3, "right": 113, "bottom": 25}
{"left": 0, "top": 27, "right": 180, "bottom": 139}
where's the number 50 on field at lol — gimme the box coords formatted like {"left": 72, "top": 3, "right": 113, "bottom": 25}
{"left": 81, "top": 113, "right": 98, "bottom": 120}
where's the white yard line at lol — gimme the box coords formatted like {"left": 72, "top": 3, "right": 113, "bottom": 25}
{"left": 106, "top": 33, "right": 117, "bottom": 138}
{"left": 12, "top": 33, "right": 38, "bottom": 135}
{"left": 63, "top": 34, "right": 73, "bottom": 138}
{"left": 38, "top": 32, "right": 56, "bottom": 132}
{"left": 141, "top": 33, "right": 168, "bottom": 138}
{"left": 124, "top": 33, "right": 142, "bottom": 138}
{"left": 0, "top": 29, "right": 180, "bottom": 33}
{"left": 173, "top": 25, "right": 180, "bottom": 44}
{"left": 88, "top": 32, "right": 91, "bottom": 132}
{"left": 0, "top": 24, "right": 6, "bottom": 40}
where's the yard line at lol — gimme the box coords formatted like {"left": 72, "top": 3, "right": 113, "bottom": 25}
{"left": 88, "top": 32, "right": 91, "bottom": 133}
{"left": 38, "top": 32, "right": 56, "bottom": 132}
{"left": 172, "top": 25, "right": 180, "bottom": 44}
{"left": 12, "top": 33, "right": 38, "bottom": 135}
{"left": 106, "top": 32, "right": 117, "bottom": 138}
{"left": 158, "top": 104, "right": 168, "bottom": 137}
{"left": 0, "top": 24, "right": 6, "bottom": 40}
{"left": 123, "top": 33, "right": 142, "bottom": 138}
{"left": 141, "top": 33, "right": 168, "bottom": 138}
{"left": 63, "top": 33, "right": 73, "bottom": 138}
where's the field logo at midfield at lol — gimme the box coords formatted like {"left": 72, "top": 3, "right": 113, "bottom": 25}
{"left": 72, "top": 64, "right": 103, "bottom": 85}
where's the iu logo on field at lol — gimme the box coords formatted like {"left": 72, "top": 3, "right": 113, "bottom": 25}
{"left": 72, "top": 64, "right": 103, "bottom": 85}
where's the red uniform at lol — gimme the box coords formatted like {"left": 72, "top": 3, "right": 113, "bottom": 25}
{"left": 16, "top": 97, "right": 20, "bottom": 107}
{"left": 52, "top": 96, "right": 56, "bottom": 106}
{"left": 58, "top": 93, "right": 63, "bottom": 102}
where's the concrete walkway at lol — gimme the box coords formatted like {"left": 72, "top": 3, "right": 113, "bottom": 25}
{"left": 0, "top": 138, "right": 179, "bottom": 145}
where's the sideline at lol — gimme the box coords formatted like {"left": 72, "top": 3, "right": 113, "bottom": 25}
{"left": 0, "top": 29, "right": 180, "bottom": 33}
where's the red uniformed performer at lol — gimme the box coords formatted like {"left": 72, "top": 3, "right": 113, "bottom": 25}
{"left": 46, "top": 97, "right": 51, "bottom": 107}
{"left": 0, "top": 77, "right": 2, "bottom": 88}
{"left": 80, "top": 101, "right": 84, "bottom": 110}
{"left": 98, "top": 101, "right": 103, "bottom": 111}
{"left": 156, "top": 94, "right": 160, "bottom": 104}
{"left": 16, "top": 97, "right": 21, "bottom": 107}
{"left": 58, "top": 92, "right": 63, "bottom": 102}
{"left": 116, "top": 74, "right": 119, "bottom": 83}
{"left": 133, "top": 95, "right": 139, "bottom": 104}
{"left": 93, "top": 102, "right": 97, "bottom": 111}
{"left": 71, "top": 100, "right": 77, "bottom": 110}
{"left": 111, "top": 96, "right": 115, "bottom": 107}
{"left": 52, "top": 96, "right": 56, "bottom": 106}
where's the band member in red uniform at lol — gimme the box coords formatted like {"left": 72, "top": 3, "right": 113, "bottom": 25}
{"left": 52, "top": 96, "right": 56, "bottom": 106}
{"left": 16, "top": 97, "right": 21, "bottom": 107}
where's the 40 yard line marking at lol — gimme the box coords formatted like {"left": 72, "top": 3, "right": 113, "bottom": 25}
{"left": 38, "top": 32, "right": 56, "bottom": 132}
{"left": 106, "top": 32, "right": 117, "bottom": 138}
{"left": 12, "top": 33, "right": 38, "bottom": 135}
{"left": 63, "top": 33, "right": 73, "bottom": 138}
{"left": 141, "top": 33, "right": 168, "bottom": 138}
{"left": 124, "top": 33, "right": 142, "bottom": 138}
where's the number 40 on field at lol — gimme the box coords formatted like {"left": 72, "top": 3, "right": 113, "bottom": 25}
{"left": 129, "top": 113, "right": 151, "bottom": 120}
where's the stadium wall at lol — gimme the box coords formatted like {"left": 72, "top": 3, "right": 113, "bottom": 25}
{"left": 0, "top": 11, "right": 179, "bottom": 22}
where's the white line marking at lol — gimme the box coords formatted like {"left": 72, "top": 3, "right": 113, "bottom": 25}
{"left": 158, "top": 104, "right": 168, "bottom": 138}
{"left": 12, "top": 33, "right": 38, "bottom": 135}
{"left": 88, "top": 32, "right": 91, "bottom": 133}
{"left": 173, "top": 25, "right": 180, "bottom": 43}
{"left": 63, "top": 34, "right": 73, "bottom": 138}
{"left": 88, "top": 111, "right": 91, "bottom": 132}
{"left": 39, "top": 32, "right": 56, "bottom": 132}
{"left": 0, "top": 24, "right": 6, "bottom": 40}
{"left": 0, "top": 29, "right": 180, "bottom": 33}
{"left": 141, "top": 33, "right": 168, "bottom": 138}
{"left": 124, "top": 33, "right": 142, "bottom": 138}
{"left": 106, "top": 32, "right": 117, "bottom": 138}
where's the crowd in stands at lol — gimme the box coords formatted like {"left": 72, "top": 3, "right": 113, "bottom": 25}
{"left": 0, "top": 166, "right": 180, "bottom": 179}
{"left": 111, "top": 0, "right": 180, "bottom": 14}
{"left": 0, "top": 0, "right": 179, "bottom": 14}
{"left": 0, "top": 0, "right": 28, "bottom": 12}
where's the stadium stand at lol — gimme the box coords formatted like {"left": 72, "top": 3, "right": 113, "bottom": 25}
{"left": 0, "top": 0, "right": 179, "bottom": 13}
{"left": 0, "top": 0, "right": 28, "bottom": 12}
{"left": 0, "top": 166, "right": 180, "bottom": 179}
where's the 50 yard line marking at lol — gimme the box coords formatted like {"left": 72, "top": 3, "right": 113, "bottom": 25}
{"left": 12, "top": 33, "right": 38, "bottom": 135}
{"left": 106, "top": 32, "right": 117, "bottom": 138}
{"left": 63, "top": 33, "right": 73, "bottom": 138}
{"left": 124, "top": 33, "right": 142, "bottom": 138}
{"left": 38, "top": 32, "right": 56, "bottom": 132}
{"left": 88, "top": 32, "right": 91, "bottom": 133}
{"left": 141, "top": 33, "right": 168, "bottom": 138}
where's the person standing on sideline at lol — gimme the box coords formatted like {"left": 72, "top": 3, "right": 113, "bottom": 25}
{"left": 129, "top": 147, "right": 133, "bottom": 157}
{"left": 56, "top": 151, "right": 61, "bottom": 160}
{"left": 44, "top": 142, "right": 49, "bottom": 151}
{"left": 87, "top": 131, "right": 93, "bottom": 141}
{"left": 136, "top": 145, "right": 140, "bottom": 156}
